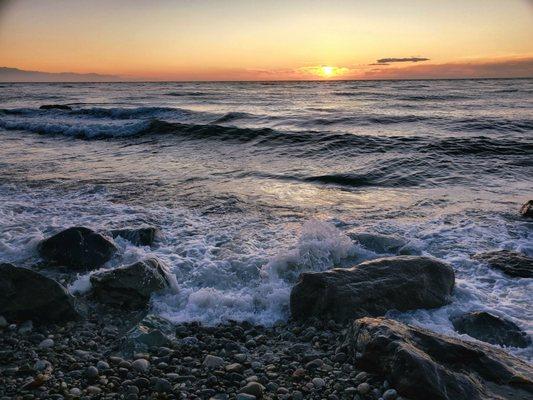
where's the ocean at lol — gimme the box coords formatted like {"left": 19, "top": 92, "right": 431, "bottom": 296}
{"left": 0, "top": 79, "right": 531, "bottom": 360}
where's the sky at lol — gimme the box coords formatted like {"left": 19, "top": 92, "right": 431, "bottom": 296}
{"left": 0, "top": 0, "right": 532, "bottom": 81}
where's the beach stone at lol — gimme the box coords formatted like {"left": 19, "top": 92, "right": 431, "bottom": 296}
{"left": 38, "top": 226, "right": 117, "bottom": 269}
{"left": 473, "top": 250, "right": 532, "bottom": 278}
{"left": 39, "top": 338, "right": 54, "bottom": 348}
{"left": 69, "top": 388, "right": 81, "bottom": 396}
{"left": 154, "top": 378, "right": 172, "bottom": 393}
{"left": 451, "top": 311, "right": 531, "bottom": 348}
{"left": 290, "top": 256, "right": 454, "bottom": 322}
{"left": 383, "top": 389, "right": 398, "bottom": 400}
{"left": 204, "top": 354, "right": 225, "bottom": 369}
{"left": 342, "top": 317, "right": 533, "bottom": 400}
{"left": 240, "top": 382, "right": 265, "bottom": 398}
{"left": 90, "top": 258, "right": 171, "bottom": 309}
{"left": 96, "top": 360, "right": 109, "bottom": 370}
{"left": 110, "top": 227, "right": 158, "bottom": 246}
{"left": 226, "top": 362, "right": 244, "bottom": 373}
{"left": 132, "top": 358, "right": 150, "bottom": 372}
{"left": 357, "top": 382, "right": 370, "bottom": 395}
{"left": 0, "top": 263, "right": 79, "bottom": 322}
{"left": 85, "top": 366, "right": 99, "bottom": 379}
{"left": 520, "top": 200, "right": 533, "bottom": 218}
{"left": 86, "top": 386, "right": 101, "bottom": 395}
{"left": 0, "top": 316, "right": 7, "bottom": 328}
{"left": 312, "top": 377, "right": 325, "bottom": 389}
{"left": 236, "top": 395, "right": 256, "bottom": 400}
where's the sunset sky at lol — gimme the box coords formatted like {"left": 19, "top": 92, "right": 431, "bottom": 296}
{"left": 1, "top": 0, "right": 532, "bottom": 81}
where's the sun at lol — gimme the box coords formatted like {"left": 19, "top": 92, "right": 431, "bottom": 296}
{"left": 321, "top": 66, "right": 334, "bottom": 77}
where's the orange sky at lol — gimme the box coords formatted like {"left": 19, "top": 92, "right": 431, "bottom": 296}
{"left": 1, "top": 0, "right": 532, "bottom": 81}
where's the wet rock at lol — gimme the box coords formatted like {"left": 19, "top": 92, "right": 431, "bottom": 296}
{"left": 240, "top": 382, "right": 265, "bottom": 398}
{"left": 110, "top": 227, "right": 158, "bottom": 246}
{"left": 85, "top": 366, "right": 99, "bottom": 379}
{"left": 204, "top": 354, "right": 225, "bottom": 369}
{"left": 90, "top": 258, "right": 171, "bottom": 309}
{"left": 121, "top": 314, "right": 174, "bottom": 354}
{"left": 153, "top": 378, "right": 172, "bottom": 393}
{"left": 132, "top": 358, "right": 150, "bottom": 372}
{"left": 39, "top": 104, "right": 72, "bottom": 110}
{"left": 290, "top": 256, "right": 454, "bottom": 322}
{"left": 0, "top": 263, "right": 79, "bottom": 322}
{"left": 452, "top": 311, "right": 531, "bottom": 348}
{"left": 357, "top": 382, "right": 370, "bottom": 395}
{"left": 348, "top": 232, "right": 410, "bottom": 254}
{"left": 342, "top": 317, "right": 533, "bottom": 400}
{"left": 473, "top": 250, "right": 532, "bottom": 278}
{"left": 38, "top": 227, "right": 117, "bottom": 270}
{"left": 38, "top": 338, "right": 54, "bottom": 349}
{"left": 520, "top": 200, "right": 533, "bottom": 218}
{"left": 383, "top": 389, "right": 398, "bottom": 400}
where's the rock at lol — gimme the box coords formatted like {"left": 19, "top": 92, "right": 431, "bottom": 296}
{"left": 85, "top": 366, "right": 99, "bottom": 379}
{"left": 225, "top": 362, "right": 244, "bottom": 373}
{"left": 520, "top": 200, "right": 533, "bottom": 218}
{"left": 154, "top": 378, "right": 172, "bottom": 393}
{"left": 18, "top": 320, "right": 33, "bottom": 333}
{"left": 451, "top": 311, "right": 531, "bottom": 348}
{"left": 96, "top": 360, "right": 109, "bottom": 370}
{"left": 69, "top": 388, "right": 81, "bottom": 396}
{"left": 86, "top": 386, "right": 102, "bottom": 395}
{"left": 290, "top": 256, "right": 454, "bottom": 322}
{"left": 39, "top": 104, "right": 72, "bottom": 110}
{"left": 121, "top": 314, "right": 174, "bottom": 354}
{"left": 342, "top": 317, "right": 533, "bottom": 400}
{"left": 132, "top": 358, "right": 150, "bottom": 372}
{"left": 348, "top": 232, "right": 410, "bottom": 254}
{"left": 0, "top": 315, "right": 7, "bottom": 328}
{"left": 240, "top": 382, "right": 265, "bottom": 398}
{"left": 312, "top": 377, "right": 325, "bottom": 389}
{"left": 383, "top": 389, "right": 398, "bottom": 400}
{"left": 38, "top": 227, "right": 117, "bottom": 270}
{"left": 90, "top": 258, "right": 171, "bottom": 309}
{"left": 39, "top": 338, "right": 54, "bottom": 349}
{"left": 110, "top": 227, "right": 158, "bottom": 246}
{"left": 473, "top": 250, "right": 532, "bottom": 278}
{"left": 0, "top": 263, "right": 79, "bottom": 322}
{"left": 236, "top": 395, "right": 256, "bottom": 400}
{"left": 204, "top": 355, "right": 225, "bottom": 369}
{"left": 357, "top": 383, "right": 370, "bottom": 395}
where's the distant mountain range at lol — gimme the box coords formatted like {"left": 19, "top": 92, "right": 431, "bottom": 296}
{"left": 0, "top": 67, "right": 122, "bottom": 82}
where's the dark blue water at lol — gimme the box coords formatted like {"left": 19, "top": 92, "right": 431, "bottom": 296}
{"left": 0, "top": 79, "right": 532, "bottom": 360}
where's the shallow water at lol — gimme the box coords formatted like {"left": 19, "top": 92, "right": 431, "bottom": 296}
{"left": 0, "top": 79, "right": 532, "bottom": 360}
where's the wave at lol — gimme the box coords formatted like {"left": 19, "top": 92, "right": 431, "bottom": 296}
{"left": 165, "top": 91, "right": 210, "bottom": 97}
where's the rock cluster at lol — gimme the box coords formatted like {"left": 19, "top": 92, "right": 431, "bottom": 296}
{"left": 473, "top": 250, "right": 532, "bottom": 278}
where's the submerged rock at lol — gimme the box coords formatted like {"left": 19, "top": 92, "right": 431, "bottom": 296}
{"left": 39, "top": 104, "right": 72, "bottom": 110}
{"left": 520, "top": 200, "right": 533, "bottom": 218}
{"left": 38, "top": 227, "right": 117, "bottom": 270}
{"left": 0, "top": 263, "right": 79, "bottom": 322}
{"left": 451, "top": 311, "right": 531, "bottom": 348}
{"left": 473, "top": 250, "right": 532, "bottom": 278}
{"left": 90, "top": 258, "right": 171, "bottom": 309}
{"left": 348, "top": 232, "right": 413, "bottom": 254}
{"left": 342, "top": 317, "right": 533, "bottom": 400}
{"left": 110, "top": 226, "right": 158, "bottom": 246}
{"left": 290, "top": 256, "right": 454, "bottom": 322}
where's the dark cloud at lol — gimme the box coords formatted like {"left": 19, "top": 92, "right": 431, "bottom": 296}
{"left": 375, "top": 57, "right": 429, "bottom": 64}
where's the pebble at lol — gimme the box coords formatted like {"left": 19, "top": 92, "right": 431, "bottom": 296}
{"left": 203, "top": 354, "right": 224, "bottom": 369}
{"left": 86, "top": 386, "right": 102, "bottom": 395}
{"left": 383, "top": 389, "right": 398, "bottom": 400}
{"left": 34, "top": 359, "right": 51, "bottom": 372}
{"left": 132, "top": 358, "right": 150, "bottom": 372}
{"left": 96, "top": 360, "right": 110, "bottom": 370}
{"left": 38, "top": 338, "right": 54, "bottom": 349}
{"left": 154, "top": 378, "right": 172, "bottom": 393}
{"left": 240, "top": 382, "right": 265, "bottom": 398}
{"left": 357, "top": 382, "right": 371, "bottom": 395}
{"left": 312, "top": 377, "right": 326, "bottom": 389}
{"left": 236, "top": 394, "right": 256, "bottom": 400}
{"left": 69, "top": 388, "right": 81, "bottom": 396}
{"left": 85, "top": 366, "right": 99, "bottom": 379}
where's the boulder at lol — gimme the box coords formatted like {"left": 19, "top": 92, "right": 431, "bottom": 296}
{"left": 520, "top": 200, "right": 533, "bottom": 218}
{"left": 90, "top": 258, "right": 171, "bottom": 309}
{"left": 290, "top": 256, "right": 454, "bottom": 322}
{"left": 0, "top": 263, "right": 79, "bottom": 322}
{"left": 110, "top": 226, "right": 158, "bottom": 246}
{"left": 341, "top": 317, "right": 533, "bottom": 400}
{"left": 38, "top": 227, "right": 117, "bottom": 270}
{"left": 473, "top": 250, "right": 532, "bottom": 278}
{"left": 451, "top": 311, "right": 531, "bottom": 348}
{"left": 39, "top": 104, "right": 72, "bottom": 110}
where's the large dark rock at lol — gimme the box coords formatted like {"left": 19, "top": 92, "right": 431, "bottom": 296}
{"left": 0, "top": 263, "right": 79, "bottom": 322}
{"left": 90, "top": 258, "right": 171, "bottom": 309}
{"left": 38, "top": 227, "right": 117, "bottom": 270}
{"left": 39, "top": 104, "right": 72, "bottom": 110}
{"left": 290, "top": 256, "right": 454, "bottom": 322}
{"left": 473, "top": 250, "right": 532, "bottom": 278}
{"left": 110, "top": 226, "right": 158, "bottom": 246}
{"left": 341, "top": 317, "right": 533, "bottom": 400}
{"left": 452, "top": 311, "right": 531, "bottom": 348}
{"left": 520, "top": 200, "right": 533, "bottom": 218}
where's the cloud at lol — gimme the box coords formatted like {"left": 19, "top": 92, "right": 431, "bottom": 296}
{"left": 362, "top": 56, "right": 533, "bottom": 80}
{"left": 375, "top": 57, "right": 429, "bottom": 64}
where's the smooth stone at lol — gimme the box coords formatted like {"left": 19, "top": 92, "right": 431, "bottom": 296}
{"left": 38, "top": 338, "right": 54, "bottom": 348}
{"left": 357, "top": 383, "right": 370, "bottom": 395}
{"left": 240, "top": 382, "right": 265, "bottom": 399}
{"left": 132, "top": 358, "right": 150, "bottom": 372}
{"left": 86, "top": 386, "right": 101, "bottom": 395}
{"left": 69, "top": 388, "right": 81, "bottom": 396}
{"left": 96, "top": 361, "right": 109, "bottom": 370}
{"left": 85, "top": 366, "right": 99, "bottom": 379}
{"left": 383, "top": 389, "right": 398, "bottom": 400}
{"left": 236, "top": 394, "right": 256, "bottom": 400}
{"left": 154, "top": 378, "right": 172, "bottom": 393}
{"left": 203, "top": 354, "right": 225, "bottom": 369}
{"left": 312, "top": 377, "right": 326, "bottom": 389}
